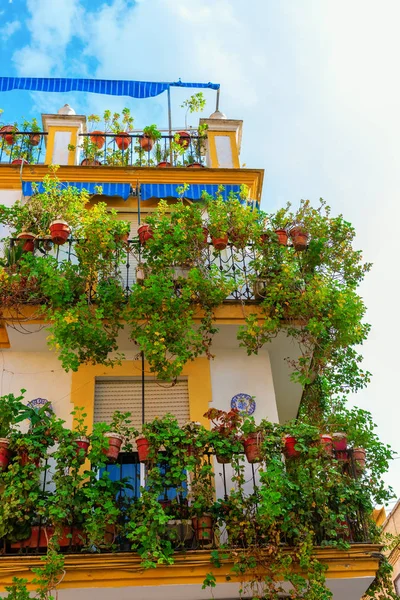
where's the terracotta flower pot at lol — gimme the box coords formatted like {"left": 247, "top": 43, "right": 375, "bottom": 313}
{"left": 102, "top": 432, "right": 123, "bottom": 461}
{"left": 115, "top": 132, "right": 130, "bottom": 150}
{"left": 0, "top": 438, "right": 10, "bottom": 471}
{"left": 211, "top": 235, "right": 228, "bottom": 251}
{"left": 260, "top": 232, "right": 269, "bottom": 245}
{"left": 29, "top": 133, "right": 41, "bottom": 146}
{"left": 90, "top": 130, "right": 106, "bottom": 149}
{"left": 10, "top": 525, "right": 84, "bottom": 549}
{"left": 140, "top": 135, "right": 154, "bottom": 152}
{"left": 0, "top": 125, "right": 17, "bottom": 145}
{"left": 216, "top": 453, "right": 231, "bottom": 464}
{"left": 12, "top": 159, "right": 29, "bottom": 165}
{"left": 353, "top": 447, "right": 366, "bottom": 472}
{"left": 192, "top": 514, "right": 213, "bottom": 543}
{"left": 290, "top": 227, "right": 309, "bottom": 251}
{"left": 157, "top": 161, "right": 172, "bottom": 168}
{"left": 320, "top": 434, "right": 333, "bottom": 456}
{"left": 49, "top": 220, "right": 71, "bottom": 245}
{"left": 17, "top": 232, "right": 35, "bottom": 253}
{"left": 138, "top": 224, "right": 154, "bottom": 245}
{"left": 332, "top": 433, "right": 347, "bottom": 452}
{"left": 202, "top": 227, "right": 209, "bottom": 246}
{"left": 18, "top": 450, "right": 41, "bottom": 468}
{"left": 284, "top": 434, "right": 300, "bottom": 458}
{"left": 137, "top": 436, "right": 151, "bottom": 463}
{"left": 75, "top": 436, "right": 90, "bottom": 461}
{"left": 230, "top": 229, "right": 248, "bottom": 248}
{"left": 80, "top": 158, "right": 102, "bottom": 166}
{"left": 274, "top": 229, "right": 288, "bottom": 246}
{"left": 186, "top": 162, "right": 204, "bottom": 168}
{"left": 242, "top": 432, "right": 264, "bottom": 463}
{"left": 176, "top": 131, "right": 190, "bottom": 148}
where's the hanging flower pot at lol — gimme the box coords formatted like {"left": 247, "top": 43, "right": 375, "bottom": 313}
{"left": 202, "top": 227, "right": 209, "bottom": 246}
{"left": 230, "top": 229, "right": 248, "bottom": 248}
{"left": 186, "top": 162, "right": 204, "bottom": 168}
{"left": 90, "top": 130, "right": 106, "bottom": 149}
{"left": 29, "top": 133, "right": 41, "bottom": 146}
{"left": 289, "top": 226, "right": 309, "bottom": 251}
{"left": 140, "top": 135, "right": 154, "bottom": 152}
{"left": 102, "top": 432, "right": 124, "bottom": 462}
{"left": 18, "top": 450, "right": 41, "bottom": 468}
{"left": 176, "top": 131, "right": 190, "bottom": 148}
{"left": 115, "top": 132, "right": 130, "bottom": 150}
{"left": 0, "top": 438, "right": 10, "bottom": 471}
{"left": 332, "top": 432, "right": 347, "bottom": 452}
{"left": 12, "top": 159, "right": 29, "bottom": 166}
{"left": 353, "top": 447, "right": 366, "bottom": 473}
{"left": 274, "top": 229, "right": 288, "bottom": 246}
{"left": 192, "top": 514, "right": 213, "bottom": 543}
{"left": 157, "top": 161, "right": 172, "bottom": 168}
{"left": 49, "top": 220, "right": 71, "bottom": 245}
{"left": 211, "top": 235, "right": 228, "bottom": 251}
{"left": 80, "top": 158, "right": 102, "bottom": 166}
{"left": 320, "top": 434, "right": 333, "bottom": 456}
{"left": 260, "top": 232, "right": 269, "bottom": 245}
{"left": 242, "top": 432, "right": 264, "bottom": 463}
{"left": 75, "top": 436, "right": 90, "bottom": 461}
{"left": 284, "top": 434, "right": 300, "bottom": 458}
{"left": 0, "top": 125, "right": 17, "bottom": 145}
{"left": 138, "top": 224, "right": 154, "bottom": 245}
{"left": 137, "top": 436, "right": 152, "bottom": 463}
{"left": 216, "top": 453, "right": 231, "bottom": 464}
{"left": 16, "top": 232, "right": 35, "bottom": 253}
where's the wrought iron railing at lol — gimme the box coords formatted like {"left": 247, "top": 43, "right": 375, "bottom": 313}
{"left": 0, "top": 448, "right": 370, "bottom": 556}
{"left": 0, "top": 131, "right": 47, "bottom": 165}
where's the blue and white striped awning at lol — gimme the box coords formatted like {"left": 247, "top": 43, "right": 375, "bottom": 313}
{"left": 22, "top": 181, "right": 131, "bottom": 199}
{"left": 140, "top": 183, "right": 243, "bottom": 202}
{"left": 0, "top": 78, "right": 220, "bottom": 99}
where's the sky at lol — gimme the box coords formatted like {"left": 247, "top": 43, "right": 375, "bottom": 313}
{"left": 0, "top": 0, "right": 399, "bottom": 502}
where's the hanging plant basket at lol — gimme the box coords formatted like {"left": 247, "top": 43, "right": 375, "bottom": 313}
{"left": 140, "top": 135, "right": 154, "bottom": 152}
{"left": 0, "top": 438, "right": 10, "bottom": 471}
{"left": 157, "top": 161, "right": 172, "bottom": 168}
{"left": 102, "top": 432, "right": 124, "bottom": 462}
{"left": 49, "top": 220, "right": 71, "bottom": 245}
{"left": 260, "top": 232, "right": 269, "bottom": 245}
{"left": 320, "top": 434, "right": 333, "bottom": 456}
{"left": 332, "top": 432, "right": 347, "bottom": 452}
{"left": 29, "top": 133, "right": 41, "bottom": 146}
{"left": 202, "top": 227, "right": 209, "bottom": 246}
{"left": 242, "top": 432, "right": 264, "bottom": 463}
{"left": 136, "top": 436, "right": 152, "bottom": 463}
{"left": 176, "top": 131, "right": 190, "bottom": 148}
{"left": 18, "top": 449, "right": 41, "bottom": 468}
{"left": 75, "top": 436, "right": 90, "bottom": 461}
{"left": 284, "top": 434, "right": 300, "bottom": 458}
{"left": 115, "top": 132, "right": 130, "bottom": 150}
{"left": 90, "top": 130, "right": 106, "bottom": 149}
{"left": 138, "top": 224, "right": 154, "bottom": 245}
{"left": 211, "top": 235, "right": 228, "bottom": 251}
{"left": 0, "top": 125, "right": 17, "bottom": 145}
{"left": 16, "top": 232, "right": 35, "bottom": 253}
{"left": 192, "top": 514, "right": 213, "bottom": 544}
{"left": 230, "top": 229, "right": 248, "bottom": 248}
{"left": 289, "top": 226, "right": 309, "bottom": 251}
{"left": 216, "top": 453, "right": 231, "bottom": 464}
{"left": 274, "top": 229, "right": 288, "bottom": 246}
{"left": 353, "top": 447, "right": 366, "bottom": 473}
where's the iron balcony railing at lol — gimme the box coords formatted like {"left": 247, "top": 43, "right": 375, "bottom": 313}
{"left": 0, "top": 448, "right": 370, "bottom": 556}
{"left": 8, "top": 237, "right": 260, "bottom": 302}
{"left": 0, "top": 131, "right": 47, "bottom": 165}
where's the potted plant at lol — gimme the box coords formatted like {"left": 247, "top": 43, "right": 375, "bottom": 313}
{"left": 0, "top": 391, "right": 26, "bottom": 471}
{"left": 87, "top": 113, "right": 105, "bottom": 149}
{"left": 49, "top": 219, "right": 71, "bottom": 245}
{"left": 178, "top": 92, "right": 207, "bottom": 148}
{"left": 227, "top": 187, "right": 259, "bottom": 248}
{"left": 101, "top": 410, "right": 136, "bottom": 462}
{"left": 289, "top": 224, "right": 309, "bottom": 251}
{"left": 0, "top": 109, "right": 18, "bottom": 145}
{"left": 241, "top": 414, "right": 264, "bottom": 463}
{"left": 204, "top": 189, "right": 230, "bottom": 250}
{"left": 68, "top": 138, "right": 102, "bottom": 166}
{"left": 138, "top": 222, "right": 154, "bottom": 245}
{"left": 154, "top": 141, "right": 171, "bottom": 167}
{"left": 189, "top": 459, "right": 215, "bottom": 544}
{"left": 106, "top": 108, "right": 134, "bottom": 150}
{"left": 204, "top": 408, "right": 243, "bottom": 464}
{"left": 140, "top": 124, "right": 161, "bottom": 152}
{"left": 71, "top": 407, "right": 90, "bottom": 462}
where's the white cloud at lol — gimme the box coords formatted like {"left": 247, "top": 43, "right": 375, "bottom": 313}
{"left": 1, "top": 19, "right": 20, "bottom": 41}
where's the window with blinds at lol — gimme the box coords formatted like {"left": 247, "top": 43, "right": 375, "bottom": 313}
{"left": 94, "top": 377, "right": 190, "bottom": 434}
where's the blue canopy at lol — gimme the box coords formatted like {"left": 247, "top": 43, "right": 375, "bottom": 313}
{"left": 140, "top": 183, "right": 242, "bottom": 202}
{"left": 22, "top": 180, "right": 131, "bottom": 199}
{"left": 0, "top": 78, "right": 220, "bottom": 99}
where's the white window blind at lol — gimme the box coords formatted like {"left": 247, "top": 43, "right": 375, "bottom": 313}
{"left": 94, "top": 377, "right": 190, "bottom": 437}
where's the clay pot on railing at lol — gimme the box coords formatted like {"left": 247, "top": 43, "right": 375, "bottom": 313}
{"left": 29, "top": 133, "right": 41, "bottom": 146}
{"left": 0, "top": 125, "right": 17, "bottom": 145}
{"left": 192, "top": 514, "right": 214, "bottom": 544}
{"left": 102, "top": 432, "right": 124, "bottom": 462}
{"left": 289, "top": 226, "right": 309, "bottom": 251}
{"left": 16, "top": 232, "right": 35, "bottom": 253}
{"left": 332, "top": 433, "right": 347, "bottom": 452}
{"left": 138, "top": 224, "right": 154, "bottom": 245}
{"left": 90, "top": 131, "right": 106, "bottom": 149}
{"left": 18, "top": 449, "right": 41, "bottom": 468}
{"left": 75, "top": 436, "right": 90, "bottom": 461}
{"left": 242, "top": 432, "right": 264, "bottom": 463}
{"left": 140, "top": 135, "right": 154, "bottom": 152}
{"left": 274, "top": 229, "right": 288, "bottom": 246}
{"left": 260, "top": 232, "right": 269, "bottom": 245}
{"left": 12, "top": 159, "right": 29, "bottom": 166}
{"left": 0, "top": 438, "right": 10, "bottom": 471}
{"left": 157, "top": 161, "right": 172, "bottom": 168}
{"left": 136, "top": 436, "right": 152, "bottom": 463}
{"left": 215, "top": 453, "right": 232, "bottom": 464}
{"left": 230, "top": 229, "right": 248, "bottom": 249}
{"left": 10, "top": 525, "right": 84, "bottom": 549}
{"left": 176, "top": 131, "right": 190, "bottom": 148}
{"left": 115, "top": 132, "right": 130, "bottom": 150}
{"left": 186, "top": 162, "right": 204, "bottom": 168}
{"left": 353, "top": 448, "right": 366, "bottom": 474}
{"left": 49, "top": 220, "right": 71, "bottom": 245}
{"left": 80, "top": 158, "right": 102, "bottom": 166}
{"left": 211, "top": 235, "right": 228, "bottom": 251}
{"left": 284, "top": 434, "right": 300, "bottom": 458}
{"left": 320, "top": 434, "right": 333, "bottom": 456}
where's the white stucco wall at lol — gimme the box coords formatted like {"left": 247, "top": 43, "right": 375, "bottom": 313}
{"left": 0, "top": 188, "right": 22, "bottom": 244}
